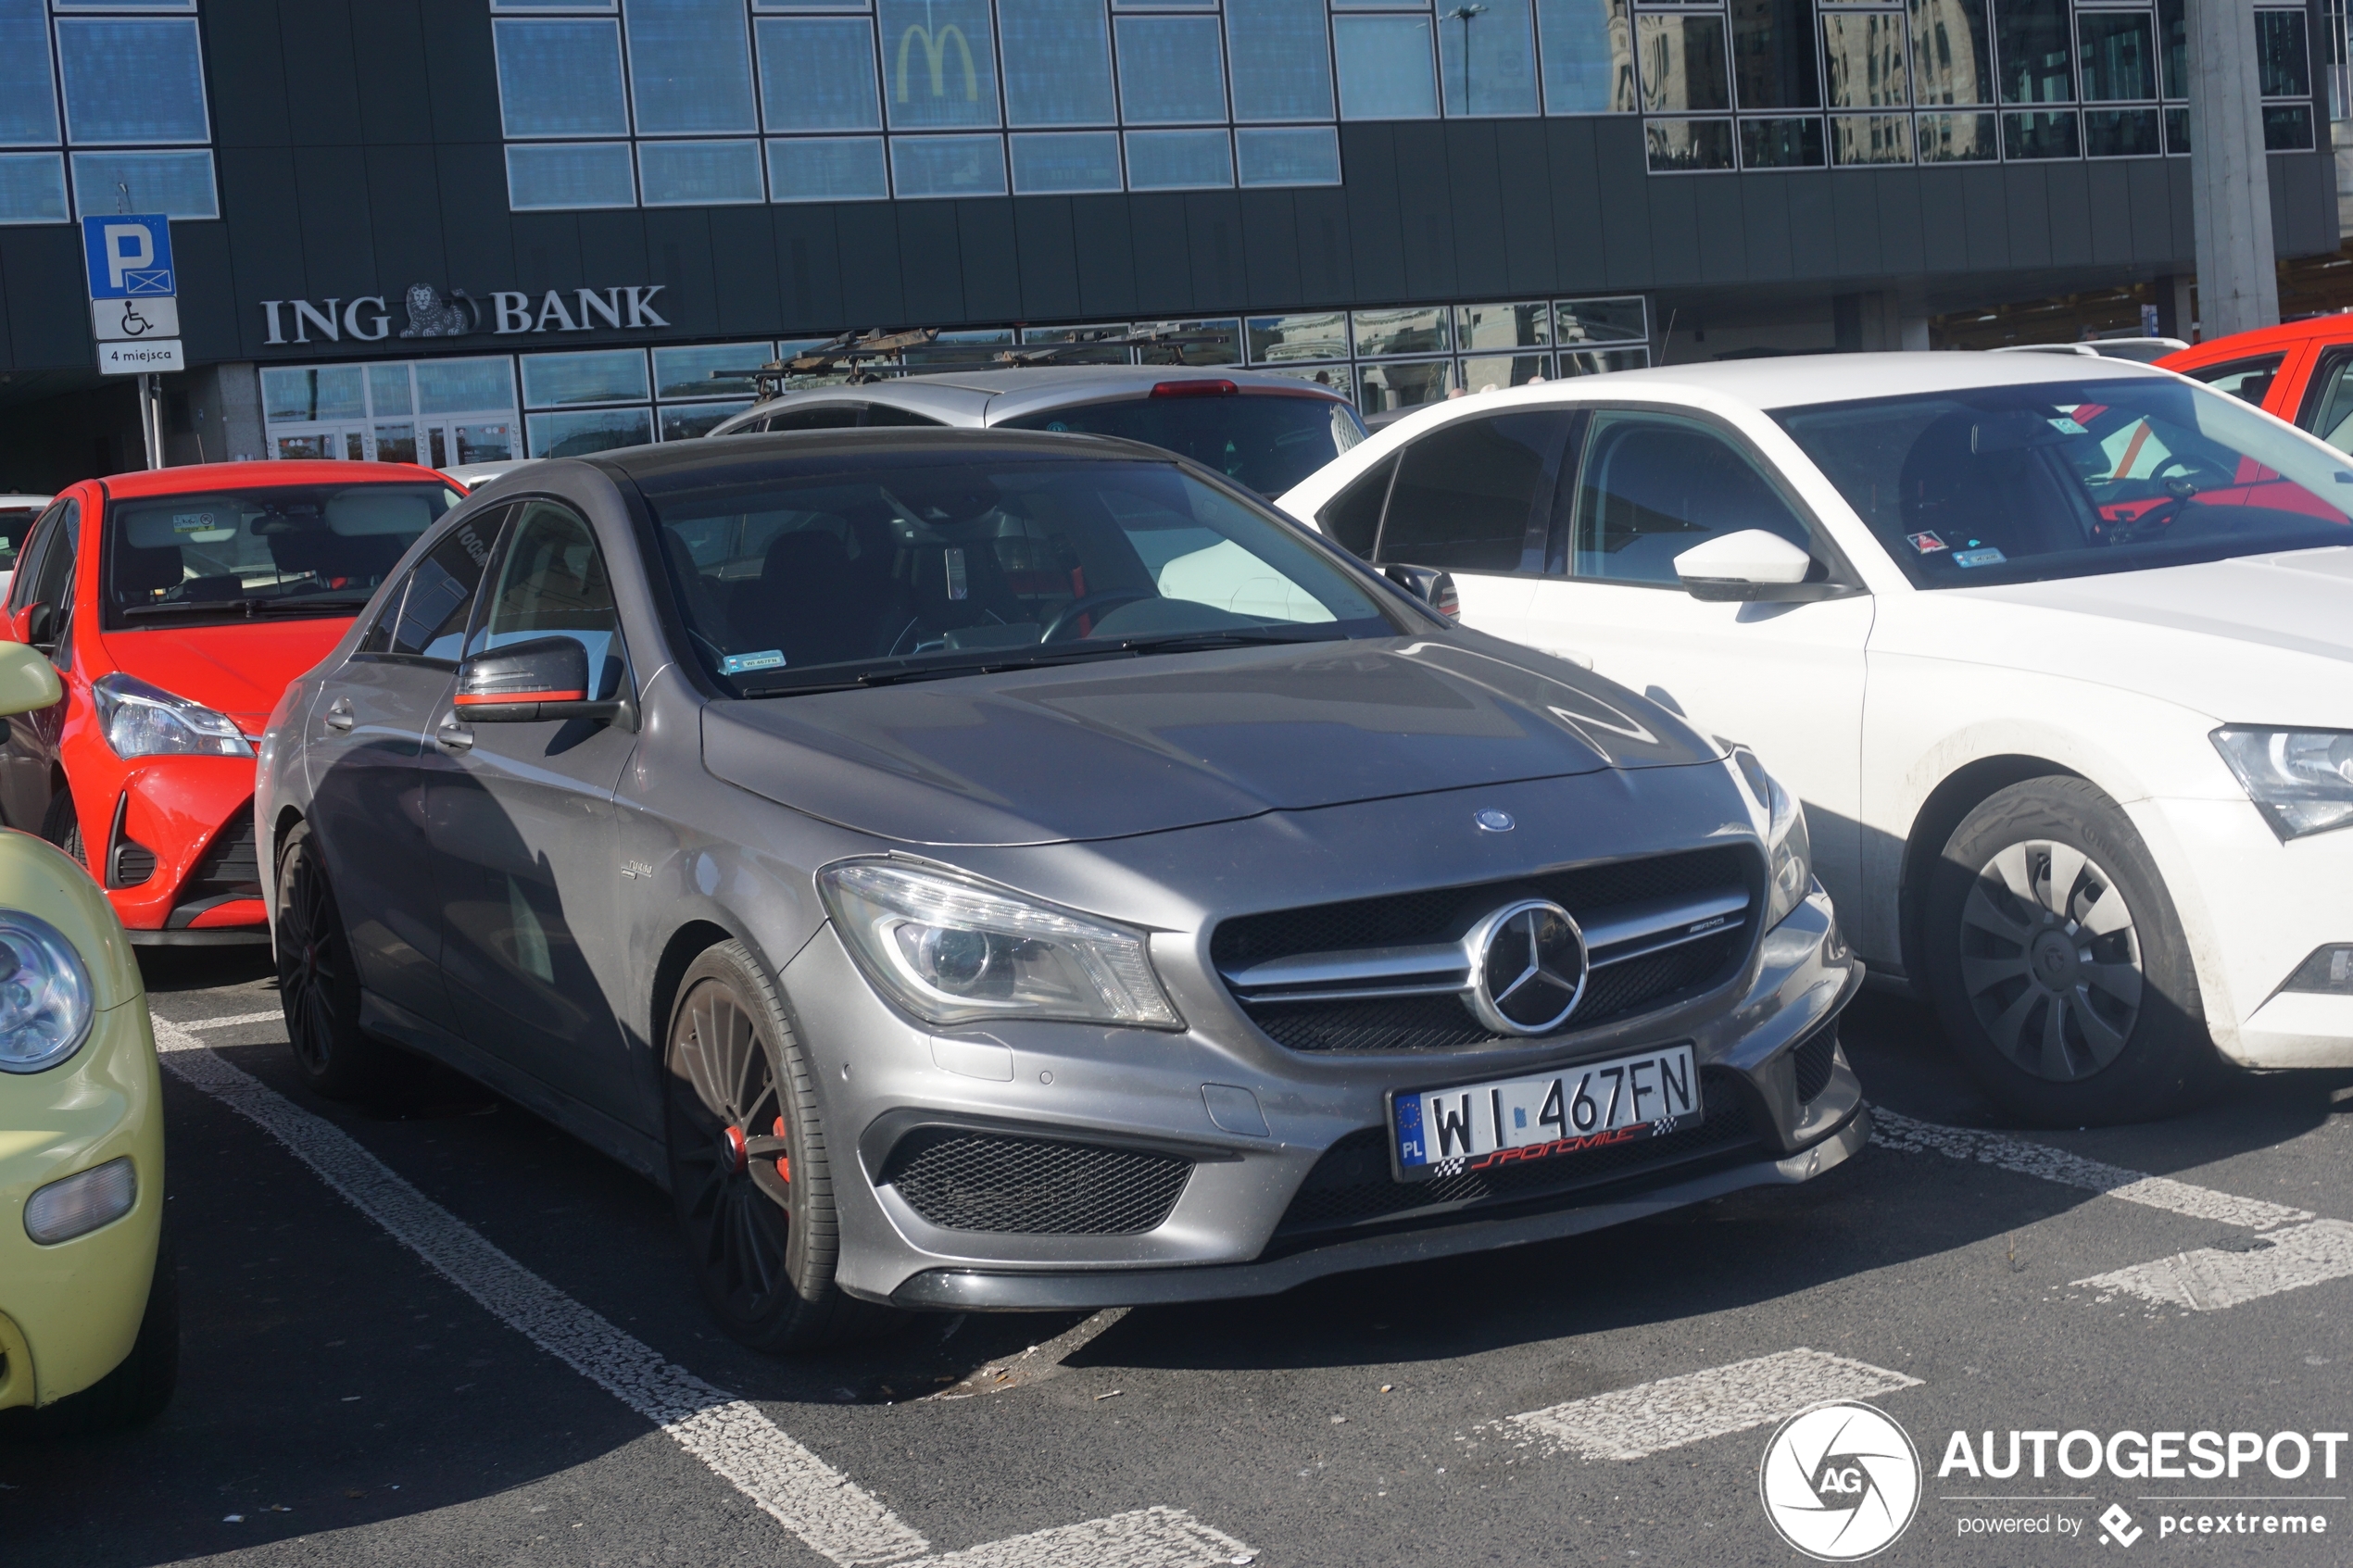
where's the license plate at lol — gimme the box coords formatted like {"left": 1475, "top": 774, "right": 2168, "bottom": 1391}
{"left": 1390, "top": 1044, "right": 1700, "bottom": 1182}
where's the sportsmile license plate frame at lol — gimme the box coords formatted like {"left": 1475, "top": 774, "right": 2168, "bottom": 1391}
{"left": 1388, "top": 1043, "right": 1700, "bottom": 1182}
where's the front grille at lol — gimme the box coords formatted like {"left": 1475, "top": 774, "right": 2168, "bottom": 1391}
{"left": 1214, "top": 847, "right": 1755, "bottom": 1053}
{"left": 1793, "top": 1026, "right": 1837, "bottom": 1103}
{"left": 181, "top": 813, "right": 261, "bottom": 903}
{"left": 879, "top": 1129, "right": 1192, "bottom": 1236}
{"left": 1275, "top": 1066, "right": 1756, "bottom": 1238}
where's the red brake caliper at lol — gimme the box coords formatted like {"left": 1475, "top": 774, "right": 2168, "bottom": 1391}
{"left": 773, "top": 1117, "right": 790, "bottom": 1184}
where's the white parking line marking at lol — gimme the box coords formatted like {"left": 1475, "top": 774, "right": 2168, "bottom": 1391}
{"left": 1492, "top": 1348, "right": 1920, "bottom": 1461}
{"left": 925, "top": 1508, "right": 1253, "bottom": 1568}
{"left": 1870, "top": 1108, "right": 2312, "bottom": 1232}
{"left": 170, "top": 1008, "right": 291, "bottom": 1031}
{"left": 153, "top": 1018, "right": 1254, "bottom": 1568}
{"left": 2075, "top": 1220, "right": 2353, "bottom": 1311}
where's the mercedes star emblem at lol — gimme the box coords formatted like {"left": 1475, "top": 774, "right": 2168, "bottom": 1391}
{"left": 1463, "top": 897, "right": 1588, "bottom": 1035}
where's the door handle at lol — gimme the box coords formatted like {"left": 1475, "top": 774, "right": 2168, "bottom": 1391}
{"left": 435, "top": 719, "right": 474, "bottom": 753}
{"left": 322, "top": 698, "right": 355, "bottom": 733}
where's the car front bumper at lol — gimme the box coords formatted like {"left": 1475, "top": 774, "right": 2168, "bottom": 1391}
{"left": 2134, "top": 796, "right": 2353, "bottom": 1069}
{"left": 76, "top": 756, "right": 266, "bottom": 941}
{"left": 0, "top": 997, "right": 163, "bottom": 1410}
{"left": 788, "top": 881, "right": 1864, "bottom": 1310}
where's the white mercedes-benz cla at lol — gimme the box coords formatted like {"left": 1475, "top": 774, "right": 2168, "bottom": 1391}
{"left": 1280, "top": 352, "right": 2353, "bottom": 1124}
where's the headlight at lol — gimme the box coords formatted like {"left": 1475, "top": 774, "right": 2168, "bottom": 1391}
{"left": 2213, "top": 727, "right": 2353, "bottom": 840}
{"left": 818, "top": 860, "right": 1182, "bottom": 1029}
{"left": 1730, "top": 746, "right": 1813, "bottom": 930}
{"left": 92, "top": 672, "right": 253, "bottom": 759}
{"left": 0, "top": 910, "right": 95, "bottom": 1073}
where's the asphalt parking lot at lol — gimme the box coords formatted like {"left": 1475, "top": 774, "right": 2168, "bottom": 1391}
{"left": 9, "top": 949, "right": 2353, "bottom": 1568}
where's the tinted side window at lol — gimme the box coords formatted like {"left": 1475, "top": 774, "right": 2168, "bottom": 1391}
{"left": 1317, "top": 454, "right": 1395, "bottom": 558}
{"left": 2186, "top": 353, "right": 2285, "bottom": 408}
{"left": 1569, "top": 413, "right": 1812, "bottom": 584}
{"left": 7, "top": 501, "right": 66, "bottom": 612}
{"left": 471, "top": 501, "right": 626, "bottom": 700}
{"left": 765, "top": 404, "right": 865, "bottom": 433}
{"left": 1376, "top": 412, "right": 1568, "bottom": 572}
{"left": 381, "top": 512, "right": 500, "bottom": 661}
{"left": 2299, "top": 347, "right": 2353, "bottom": 453}
{"left": 861, "top": 403, "right": 947, "bottom": 428}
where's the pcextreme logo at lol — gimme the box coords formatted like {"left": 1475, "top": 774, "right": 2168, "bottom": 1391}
{"left": 1759, "top": 1401, "right": 1923, "bottom": 1561}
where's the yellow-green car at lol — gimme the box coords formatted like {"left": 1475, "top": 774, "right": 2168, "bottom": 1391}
{"left": 0, "top": 641, "right": 173, "bottom": 1432}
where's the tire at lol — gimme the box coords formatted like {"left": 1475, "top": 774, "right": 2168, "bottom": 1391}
{"left": 1921, "top": 776, "right": 2219, "bottom": 1126}
{"left": 664, "top": 941, "right": 900, "bottom": 1353}
{"left": 275, "top": 822, "right": 423, "bottom": 1103}
{"left": 40, "top": 788, "right": 82, "bottom": 872}
{"left": 15, "top": 1210, "right": 179, "bottom": 1436}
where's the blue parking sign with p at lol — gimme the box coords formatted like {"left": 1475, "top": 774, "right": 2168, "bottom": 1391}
{"left": 82, "top": 214, "right": 174, "bottom": 299}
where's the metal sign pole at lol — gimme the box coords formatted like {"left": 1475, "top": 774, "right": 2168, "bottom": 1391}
{"left": 139, "top": 372, "right": 163, "bottom": 469}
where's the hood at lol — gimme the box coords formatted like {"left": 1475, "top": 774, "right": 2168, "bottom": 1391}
{"left": 702, "top": 636, "right": 1718, "bottom": 847}
{"left": 1948, "top": 546, "right": 2353, "bottom": 725}
{"left": 99, "top": 618, "right": 351, "bottom": 733}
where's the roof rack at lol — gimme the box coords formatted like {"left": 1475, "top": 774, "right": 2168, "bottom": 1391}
{"left": 714, "top": 323, "right": 1235, "bottom": 395}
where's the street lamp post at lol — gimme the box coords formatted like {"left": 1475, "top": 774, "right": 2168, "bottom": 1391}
{"left": 1443, "top": 4, "right": 1487, "bottom": 115}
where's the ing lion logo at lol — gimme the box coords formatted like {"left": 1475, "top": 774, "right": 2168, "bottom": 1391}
{"left": 399, "top": 283, "right": 479, "bottom": 338}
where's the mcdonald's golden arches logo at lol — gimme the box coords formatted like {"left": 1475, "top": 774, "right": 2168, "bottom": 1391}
{"left": 897, "top": 22, "right": 979, "bottom": 102}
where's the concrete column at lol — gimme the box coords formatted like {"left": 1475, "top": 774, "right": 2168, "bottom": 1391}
{"left": 2188, "top": 0, "right": 2279, "bottom": 336}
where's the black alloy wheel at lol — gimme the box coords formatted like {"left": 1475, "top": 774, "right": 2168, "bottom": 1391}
{"left": 274, "top": 822, "right": 421, "bottom": 1102}
{"left": 664, "top": 941, "right": 896, "bottom": 1352}
{"left": 1921, "top": 776, "right": 2218, "bottom": 1127}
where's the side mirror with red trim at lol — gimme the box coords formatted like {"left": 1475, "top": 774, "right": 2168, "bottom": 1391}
{"left": 454, "top": 635, "right": 623, "bottom": 723}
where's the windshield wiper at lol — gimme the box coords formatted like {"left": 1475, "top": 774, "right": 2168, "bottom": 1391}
{"left": 120, "top": 594, "right": 373, "bottom": 619}
{"left": 736, "top": 627, "right": 1343, "bottom": 696}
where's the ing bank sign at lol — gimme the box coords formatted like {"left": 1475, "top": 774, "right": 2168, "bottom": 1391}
{"left": 259, "top": 282, "right": 671, "bottom": 346}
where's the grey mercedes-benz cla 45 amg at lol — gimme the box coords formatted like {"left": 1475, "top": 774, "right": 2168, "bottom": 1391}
{"left": 257, "top": 429, "right": 1866, "bottom": 1351}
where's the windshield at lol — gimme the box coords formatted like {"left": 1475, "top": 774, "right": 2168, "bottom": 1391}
{"left": 643, "top": 457, "right": 1397, "bottom": 694}
{"left": 1000, "top": 392, "right": 1366, "bottom": 497}
{"left": 1774, "top": 377, "right": 2353, "bottom": 588}
{"left": 105, "top": 483, "right": 456, "bottom": 629}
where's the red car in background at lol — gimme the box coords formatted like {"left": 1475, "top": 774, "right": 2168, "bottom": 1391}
{"left": 0, "top": 461, "right": 458, "bottom": 944}
{"left": 2158, "top": 316, "right": 2353, "bottom": 451}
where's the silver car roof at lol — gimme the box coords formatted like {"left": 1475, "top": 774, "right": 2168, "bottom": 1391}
{"left": 709, "top": 364, "right": 1347, "bottom": 434}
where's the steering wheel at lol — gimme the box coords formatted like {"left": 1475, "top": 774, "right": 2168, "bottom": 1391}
{"left": 1039, "top": 590, "right": 1152, "bottom": 644}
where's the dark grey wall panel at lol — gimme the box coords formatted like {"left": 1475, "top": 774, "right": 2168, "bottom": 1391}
{"left": 1592, "top": 119, "right": 1653, "bottom": 289}
{"left": 365, "top": 147, "right": 448, "bottom": 297}
{"left": 707, "top": 207, "right": 780, "bottom": 338}
{"left": 1916, "top": 169, "right": 1969, "bottom": 279}
{"left": 1739, "top": 178, "right": 1794, "bottom": 282}
{"left": 206, "top": 0, "right": 290, "bottom": 148}
{"left": 1828, "top": 174, "right": 1881, "bottom": 276}
{"left": 1184, "top": 194, "right": 1248, "bottom": 313}
{"left": 1126, "top": 196, "right": 1194, "bottom": 315}
{"left": 1692, "top": 178, "right": 1745, "bottom": 285}
{"left": 174, "top": 224, "right": 239, "bottom": 365}
{"left": 1493, "top": 120, "right": 1553, "bottom": 296}
{"left": 354, "top": 3, "right": 437, "bottom": 146}
{"left": 834, "top": 206, "right": 906, "bottom": 326}
{"left": 2083, "top": 162, "right": 2133, "bottom": 267}
{"left": 280, "top": 2, "right": 364, "bottom": 149}
{"left": 1013, "top": 199, "right": 1084, "bottom": 321}
{"left": 2042, "top": 162, "right": 2093, "bottom": 268}
{"left": 956, "top": 200, "right": 1023, "bottom": 324}
{"left": 1782, "top": 173, "right": 1838, "bottom": 279}
{"left": 637, "top": 211, "right": 711, "bottom": 339}
{"left": 2006, "top": 165, "right": 2052, "bottom": 269}
{"left": 1543, "top": 119, "right": 1606, "bottom": 292}
{"left": 1443, "top": 123, "right": 1510, "bottom": 301}
{"left": 1643, "top": 177, "right": 1700, "bottom": 288}
{"left": 1291, "top": 187, "right": 1353, "bottom": 306}
{"left": 1070, "top": 196, "right": 1139, "bottom": 318}
{"left": 1391, "top": 127, "right": 1459, "bottom": 301}
{"left": 2123, "top": 158, "right": 2172, "bottom": 262}
{"left": 1960, "top": 165, "right": 2010, "bottom": 272}
{"left": 773, "top": 207, "right": 845, "bottom": 333}
{"left": 1339, "top": 126, "right": 1408, "bottom": 303}
{"left": 1873, "top": 169, "right": 1924, "bottom": 276}
{"left": 2, "top": 229, "right": 83, "bottom": 368}
{"left": 420, "top": 0, "right": 504, "bottom": 144}
{"left": 1238, "top": 190, "right": 1302, "bottom": 309}
{"left": 434, "top": 144, "right": 517, "bottom": 290}
{"left": 895, "top": 206, "right": 965, "bottom": 323}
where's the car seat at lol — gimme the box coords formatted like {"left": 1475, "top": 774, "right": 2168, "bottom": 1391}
{"left": 1897, "top": 409, "right": 2102, "bottom": 559}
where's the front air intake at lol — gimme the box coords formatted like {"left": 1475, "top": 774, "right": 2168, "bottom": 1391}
{"left": 879, "top": 1129, "right": 1191, "bottom": 1236}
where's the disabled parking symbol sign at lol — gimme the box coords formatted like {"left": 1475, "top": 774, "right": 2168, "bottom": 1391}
{"left": 82, "top": 214, "right": 175, "bottom": 299}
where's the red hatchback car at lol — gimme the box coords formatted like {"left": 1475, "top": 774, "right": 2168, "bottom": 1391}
{"left": 2158, "top": 317, "right": 2353, "bottom": 452}
{"left": 0, "top": 461, "right": 459, "bottom": 943}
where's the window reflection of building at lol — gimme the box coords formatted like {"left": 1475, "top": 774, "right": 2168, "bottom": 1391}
{"left": 1637, "top": 12, "right": 1730, "bottom": 112}
{"left": 1906, "top": 0, "right": 1992, "bottom": 106}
